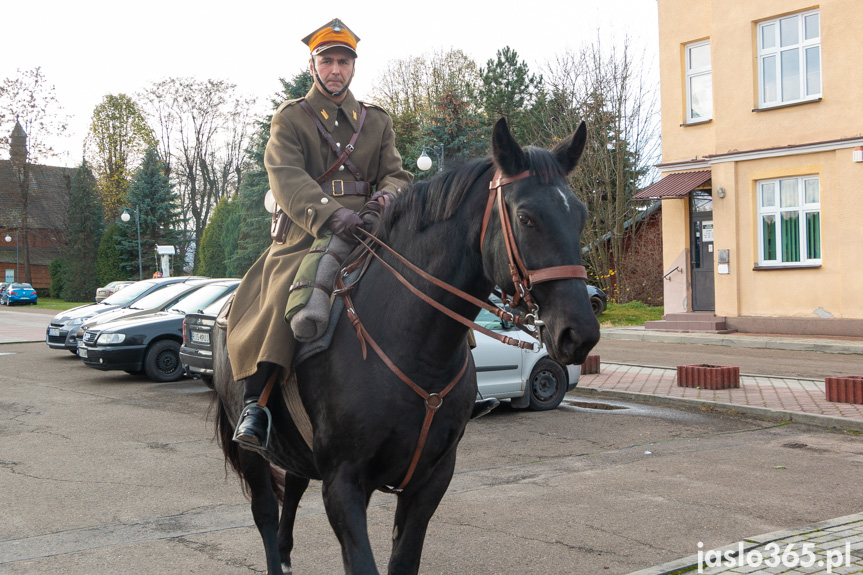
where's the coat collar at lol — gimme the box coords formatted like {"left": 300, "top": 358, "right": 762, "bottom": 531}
{"left": 304, "top": 87, "right": 362, "bottom": 132}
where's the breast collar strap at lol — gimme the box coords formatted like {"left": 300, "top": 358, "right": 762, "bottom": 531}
{"left": 481, "top": 168, "right": 588, "bottom": 309}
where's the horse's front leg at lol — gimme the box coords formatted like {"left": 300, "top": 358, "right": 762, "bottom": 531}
{"left": 321, "top": 464, "right": 378, "bottom": 574}
{"left": 239, "top": 449, "right": 284, "bottom": 575}
{"left": 278, "top": 472, "right": 310, "bottom": 574}
{"left": 386, "top": 449, "right": 457, "bottom": 575}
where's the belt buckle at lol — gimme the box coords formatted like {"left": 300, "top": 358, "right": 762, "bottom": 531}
{"left": 332, "top": 180, "right": 345, "bottom": 196}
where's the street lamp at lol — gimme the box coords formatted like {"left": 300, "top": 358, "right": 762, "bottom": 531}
{"left": 4, "top": 231, "right": 18, "bottom": 282}
{"left": 417, "top": 143, "right": 444, "bottom": 173}
{"left": 120, "top": 206, "right": 143, "bottom": 280}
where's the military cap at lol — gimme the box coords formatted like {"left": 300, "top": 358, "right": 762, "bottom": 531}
{"left": 302, "top": 18, "right": 360, "bottom": 57}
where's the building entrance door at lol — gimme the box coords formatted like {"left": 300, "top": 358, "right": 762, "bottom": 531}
{"left": 690, "top": 191, "right": 715, "bottom": 311}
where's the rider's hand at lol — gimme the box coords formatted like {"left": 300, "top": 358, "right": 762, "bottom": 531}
{"left": 363, "top": 191, "right": 394, "bottom": 214}
{"left": 327, "top": 208, "right": 365, "bottom": 241}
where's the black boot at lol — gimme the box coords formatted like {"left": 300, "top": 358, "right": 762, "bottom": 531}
{"left": 233, "top": 363, "right": 276, "bottom": 450}
{"left": 470, "top": 398, "right": 500, "bottom": 420}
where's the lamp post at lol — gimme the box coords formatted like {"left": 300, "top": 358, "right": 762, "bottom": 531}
{"left": 120, "top": 206, "right": 143, "bottom": 280}
{"left": 417, "top": 143, "right": 444, "bottom": 173}
{"left": 4, "top": 231, "right": 18, "bottom": 282}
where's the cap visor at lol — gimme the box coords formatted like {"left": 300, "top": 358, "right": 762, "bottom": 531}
{"left": 312, "top": 43, "right": 357, "bottom": 57}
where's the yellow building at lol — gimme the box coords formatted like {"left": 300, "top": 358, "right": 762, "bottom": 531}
{"left": 638, "top": 0, "right": 863, "bottom": 336}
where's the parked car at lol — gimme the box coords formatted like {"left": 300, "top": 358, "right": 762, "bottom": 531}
{"left": 76, "top": 278, "right": 226, "bottom": 338}
{"left": 472, "top": 303, "right": 580, "bottom": 411}
{"left": 77, "top": 280, "right": 240, "bottom": 382}
{"left": 181, "top": 295, "right": 580, "bottom": 410}
{"left": 1, "top": 282, "right": 38, "bottom": 305}
{"left": 180, "top": 293, "right": 235, "bottom": 387}
{"left": 95, "top": 280, "right": 135, "bottom": 302}
{"left": 588, "top": 285, "right": 608, "bottom": 317}
{"left": 46, "top": 276, "right": 206, "bottom": 353}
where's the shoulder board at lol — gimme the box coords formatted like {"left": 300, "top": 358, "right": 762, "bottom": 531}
{"left": 359, "top": 101, "right": 391, "bottom": 116}
{"left": 276, "top": 97, "right": 305, "bottom": 113}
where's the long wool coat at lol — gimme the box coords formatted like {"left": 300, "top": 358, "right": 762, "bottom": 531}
{"left": 226, "top": 87, "right": 413, "bottom": 381}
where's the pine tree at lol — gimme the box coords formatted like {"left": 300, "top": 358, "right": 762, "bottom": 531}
{"left": 479, "top": 47, "right": 542, "bottom": 144}
{"left": 198, "top": 195, "right": 240, "bottom": 277}
{"left": 96, "top": 224, "right": 126, "bottom": 284}
{"left": 230, "top": 71, "right": 312, "bottom": 277}
{"left": 118, "top": 148, "right": 181, "bottom": 278}
{"left": 61, "top": 160, "right": 103, "bottom": 301}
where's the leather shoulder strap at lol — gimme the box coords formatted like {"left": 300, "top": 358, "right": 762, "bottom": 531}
{"left": 299, "top": 101, "right": 367, "bottom": 183}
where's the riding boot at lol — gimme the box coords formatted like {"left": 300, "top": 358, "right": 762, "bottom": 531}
{"left": 470, "top": 398, "right": 500, "bottom": 420}
{"left": 233, "top": 362, "right": 277, "bottom": 450}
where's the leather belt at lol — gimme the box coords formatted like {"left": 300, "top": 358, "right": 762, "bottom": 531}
{"left": 321, "top": 180, "right": 371, "bottom": 197}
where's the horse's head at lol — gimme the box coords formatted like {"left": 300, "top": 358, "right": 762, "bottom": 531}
{"left": 483, "top": 118, "right": 600, "bottom": 365}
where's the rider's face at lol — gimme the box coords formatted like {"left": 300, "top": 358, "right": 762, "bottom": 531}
{"left": 311, "top": 48, "right": 356, "bottom": 100}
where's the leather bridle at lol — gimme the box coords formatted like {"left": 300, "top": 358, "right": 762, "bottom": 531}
{"left": 332, "top": 167, "right": 588, "bottom": 492}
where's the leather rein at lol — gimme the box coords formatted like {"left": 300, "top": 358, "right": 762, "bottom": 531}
{"left": 333, "top": 168, "right": 587, "bottom": 492}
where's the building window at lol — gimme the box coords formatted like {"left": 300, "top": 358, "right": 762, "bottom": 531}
{"left": 757, "top": 176, "right": 821, "bottom": 266}
{"left": 685, "top": 40, "right": 712, "bottom": 122}
{"left": 758, "top": 10, "right": 821, "bottom": 107}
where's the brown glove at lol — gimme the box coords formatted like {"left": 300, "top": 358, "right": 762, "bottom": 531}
{"left": 363, "top": 191, "right": 394, "bottom": 214}
{"left": 328, "top": 207, "right": 365, "bottom": 241}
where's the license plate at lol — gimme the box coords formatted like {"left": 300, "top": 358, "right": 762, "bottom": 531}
{"left": 49, "top": 328, "right": 60, "bottom": 337}
{"left": 77, "top": 347, "right": 88, "bottom": 358}
{"left": 191, "top": 331, "right": 210, "bottom": 344}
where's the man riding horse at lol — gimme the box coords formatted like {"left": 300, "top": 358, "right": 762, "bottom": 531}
{"left": 228, "top": 18, "right": 498, "bottom": 449}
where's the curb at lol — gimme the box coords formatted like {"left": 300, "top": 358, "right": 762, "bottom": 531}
{"left": 626, "top": 512, "right": 863, "bottom": 575}
{"left": 573, "top": 387, "right": 863, "bottom": 433}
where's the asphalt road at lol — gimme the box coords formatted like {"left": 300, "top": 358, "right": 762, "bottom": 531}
{"left": 1, "top": 341, "right": 862, "bottom": 574}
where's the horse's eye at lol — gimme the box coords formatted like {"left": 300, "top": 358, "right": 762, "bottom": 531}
{"left": 517, "top": 213, "right": 533, "bottom": 227}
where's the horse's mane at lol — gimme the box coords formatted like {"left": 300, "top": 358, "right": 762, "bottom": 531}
{"left": 377, "top": 146, "right": 565, "bottom": 240}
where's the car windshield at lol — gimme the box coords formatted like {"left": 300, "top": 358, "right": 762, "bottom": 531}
{"left": 201, "top": 292, "right": 234, "bottom": 315}
{"left": 129, "top": 282, "right": 198, "bottom": 310}
{"left": 166, "top": 283, "right": 237, "bottom": 315}
{"left": 10, "top": 283, "right": 32, "bottom": 289}
{"left": 100, "top": 280, "right": 157, "bottom": 306}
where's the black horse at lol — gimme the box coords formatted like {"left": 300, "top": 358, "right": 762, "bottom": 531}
{"left": 212, "top": 118, "right": 600, "bottom": 574}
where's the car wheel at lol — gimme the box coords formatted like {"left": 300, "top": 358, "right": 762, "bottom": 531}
{"left": 591, "top": 296, "right": 604, "bottom": 317}
{"left": 527, "top": 359, "right": 567, "bottom": 411}
{"left": 143, "top": 340, "right": 185, "bottom": 383}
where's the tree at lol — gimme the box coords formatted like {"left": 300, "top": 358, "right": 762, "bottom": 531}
{"left": 197, "top": 196, "right": 240, "bottom": 277}
{"left": 118, "top": 148, "right": 182, "bottom": 278}
{"left": 61, "top": 160, "right": 103, "bottom": 301}
{"left": 230, "top": 72, "right": 311, "bottom": 277}
{"left": 479, "top": 47, "right": 543, "bottom": 143}
{"left": 96, "top": 223, "right": 126, "bottom": 284}
{"left": 141, "top": 78, "right": 257, "bottom": 271}
{"left": 0, "top": 67, "right": 69, "bottom": 284}
{"left": 86, "top": 94, "right": 156, "bottom": 218}
{"left": 528, "top": 38, "right": 660, "bottom": 302}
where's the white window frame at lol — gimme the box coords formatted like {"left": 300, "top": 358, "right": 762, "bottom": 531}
{"left": 756, "top": 175, "right": 821, "bottom": 267}
{"left": 685, "top": 39, "right": 712, "bottom": 123}
{"left": 757, "top": 10, "right": 822, "bottom": 108}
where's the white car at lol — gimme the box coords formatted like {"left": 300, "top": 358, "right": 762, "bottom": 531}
{"left": 472, "top": 305, "right": 580, "bottom": 411}
{"left": 95, "top": 281, "right": 135, "bottom": 302}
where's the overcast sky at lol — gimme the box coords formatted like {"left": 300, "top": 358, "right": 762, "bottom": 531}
{"left": 2, "top": 0, "right": 659, "bottom": 167}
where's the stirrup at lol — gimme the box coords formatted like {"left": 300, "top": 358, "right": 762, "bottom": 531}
{"left": 233, "top": 403, "right": 273, "bottom": 451}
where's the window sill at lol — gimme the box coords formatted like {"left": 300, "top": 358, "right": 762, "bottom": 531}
{"left": 753, "top": 264, "right": 822, "bottom": 271}
{"left": 680, "top": 119, "right": 713, "bottom": 127}
{"left": 752, "top": 98, "right": 822, "bottom": 113}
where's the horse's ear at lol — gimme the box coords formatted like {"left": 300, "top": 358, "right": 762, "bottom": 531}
{"left": 492, "top": 117, "right": 526, "bottom": 176}
{"left": 552, "top": 121, "right": 587, "bottom": 175}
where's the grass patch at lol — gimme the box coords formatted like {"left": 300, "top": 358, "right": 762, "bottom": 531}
{"left": 30, "top": 298, "right": 92, "bottom": 311}
{"left": 600, "top": 301, "right": 664, "bottom": 328}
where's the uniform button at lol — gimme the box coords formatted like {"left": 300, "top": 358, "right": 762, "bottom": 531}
{"left": 338, "top": 165, "right": 345, "bottom": 171}
{"left": 336, "top": 142, "right": 341, "bottom": 148}
{"left": 335, "top": 120, "right": 339, "bottom": 127}
{"left": 307, "top": 208, "right": 314, "bottom": 215}
{"left": 321, "top": 197, "right": 329, "bottom": 204}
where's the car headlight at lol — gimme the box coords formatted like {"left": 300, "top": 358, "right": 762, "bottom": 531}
{"left": 64, "top": 317, "right": 85, "bottom": 329}
{"left": 96, "top": 333, "right": 126, "bottom": 345}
